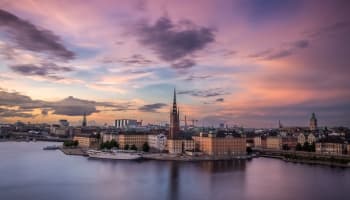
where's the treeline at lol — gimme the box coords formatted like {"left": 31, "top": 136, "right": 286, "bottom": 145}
{"left": 63, "top": 140, "right": 78, "bottom": 147}
{"left": 296, "top": 142, "right": 315, "bottom": 152}
{"left": 284, "top": 154, "right": 349, "bottom": 164}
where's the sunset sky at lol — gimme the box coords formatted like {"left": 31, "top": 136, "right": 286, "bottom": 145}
{"left": 0, "top": 0, "right": 349, "bottom": 127}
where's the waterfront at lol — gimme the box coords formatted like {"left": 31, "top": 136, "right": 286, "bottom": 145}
{"left": 1, "top": 142, "right": 350, "bottom": 200}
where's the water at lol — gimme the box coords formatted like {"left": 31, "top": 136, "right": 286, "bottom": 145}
{"left": 0, "top": 142, "right": 349, "bottom": 200}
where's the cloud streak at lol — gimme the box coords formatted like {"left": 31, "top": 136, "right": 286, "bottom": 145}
{"left": 0, "top": 9, "right": 75, "bottom": 60}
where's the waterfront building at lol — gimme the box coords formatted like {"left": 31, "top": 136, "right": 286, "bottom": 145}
{"left": 281, "top": 136, "right": 298, "bottom": 150}
{"left": 297, "top": 133, "right": 306, "bottom": 145}
{"left": 102, "top": 132, "right": 119, "bottom": 143}
{"left": 315, "top": 137, "right": 345, "bottom": 155}
{"left": 115, "top": 119, "right": 138, "bottom": 129}
{"left": 307, "top": 133, "right": 317, "bottom": 144}
{"left": 73, "top": 134, "right": 99, "bottom": 148}
{"left": 118, "top": 133, "right": 148, "bottom": 150}
{"left": 167, "top": 139, "right": 195, "bottom": 154}
{"left": 148, "top": 133, "right": 167, "bottom": 151}
{"left": 266, "top": 136, "right": 282, "bottom": 150}
{"left": 253, "top": 136, "right": 262, "bottom": 148}
{"left": 169, "top": 88, "right": 180, "bottom": 139}
{"left": 309, "top": 112, "right": 317, "bottom": 131}
{"left": 192, "top": 133, "right": 246, "bottom": 156}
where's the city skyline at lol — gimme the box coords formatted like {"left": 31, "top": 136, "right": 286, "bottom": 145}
{"left": 0, "top": 0, "right": 349, "bottom": 127}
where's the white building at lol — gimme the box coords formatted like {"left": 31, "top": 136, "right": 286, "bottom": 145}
{"left": 115, "top": 119, "right": 138, "bottom": 129}
{"left": 148, "top": 134, "right": 167, "bottom": 151}
{"left": 102, "top": 132, "right": 119, "bottom": 143}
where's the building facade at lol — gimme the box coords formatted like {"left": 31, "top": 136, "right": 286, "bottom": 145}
{"left": 266, "top": 136, "right": 282, "bottom": 150}
{"left": 115, "top": 119, "right": 138, "bottom": 129}
{"left": 316, "top": 142, "right": 343, "bottom": 155}
{"left": 118, "top": 133, "right": 148, "bottom": 150}
{"left": 148, "top": 134, "right": 167, "bottom": 151}
{"left": 73, "top": 134, "right": 99, "bottom": 148}
{"left": 192, "top": 134, "right": 246, "bottom": 156}
{"left": 167, "top": 139, "right": 195, "bottom": 154}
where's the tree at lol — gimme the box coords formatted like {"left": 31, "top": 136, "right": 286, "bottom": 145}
{"left": 142, "top": 142, "right": 150, "bottom": 152}
{"left": 282, "top": 144, "right": 290, "bottom": 151}
{"left": 296, "top": 143, "right": 302, "bottom": 151}
{"left": 303, "top": 142, "right": 310, "bottom": 151}
{"left": 124, "top": 144, "right": 130, "bottom": 150}
{"left": 246, "top": 147, "right": 253, "bottom": 154}
{"left": 310, "top": 142, "right": 315, "bottom": 152}
{"left": 130, "top": 144, "right": 137, "bottom": 151}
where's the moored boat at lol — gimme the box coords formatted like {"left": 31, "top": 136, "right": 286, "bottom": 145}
{"left": 87, "top": 149, "right": 142, "bottom": 160}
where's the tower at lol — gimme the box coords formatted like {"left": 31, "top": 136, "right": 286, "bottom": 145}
{"left": 169, "top": 88, "right": 180, "bottom": 139}
{"left": 82, "top": 112, "right": 87, "bottom": 127}
{"left": 309, "top": 112, "right": 317, "bottom": 131}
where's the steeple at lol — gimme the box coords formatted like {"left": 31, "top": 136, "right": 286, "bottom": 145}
{"left": 169, "top": 88, "right": 180, "bottom": 139}
{"left": 82, "top": 112, "right": 87, "bottom": 127}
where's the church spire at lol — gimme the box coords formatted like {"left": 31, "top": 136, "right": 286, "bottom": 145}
{"left": 82, "top": 112, "right": 87, "bottom": 127}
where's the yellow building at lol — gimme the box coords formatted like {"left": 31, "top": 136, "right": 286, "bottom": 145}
{"left": 266, "top": 136, "right": 282, "bottom": 150}
{"left": 73, "top": 134, "right": 99, "bottom": 148}
{"left": 167, "top": 139, "right": 195, "bottom": 154}
{"left": 192, "top": 134, "right": 246, "bottom": 156}
{"left": 118, "top": 133, "right": 148, "bottom": 150}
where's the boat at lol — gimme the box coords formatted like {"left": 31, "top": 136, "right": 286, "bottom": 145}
{"left": 43, "top": 145, "right": 60, "bottom": 150}
{"left": 87, "top": 149, "right": 142, "bottom": 160}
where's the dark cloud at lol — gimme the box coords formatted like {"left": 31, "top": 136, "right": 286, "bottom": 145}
{"left": 115, "top": 54, "right": 154, "bottom": 65}
{"left": 134, "top": 16, "right": 215, "bottom": 61}
{"left": 184, "top": 74, "right": 211, "bottom": 81}
{"left": 0, "top": 107, "right": 34, "bottom": 118}
{"left": 10, "top": 63, "right": 73, "bottom": 80}
{"left": 138, "top": 103, "right": 167, "bottom": 112}
{"left": 293, "top": 40, "right": 309, "bottom": 48}
{"left": 171, "top": 59, "right": 196, "bottom": 69}
{"left": 0, "top": 89, "right": 130, "bottom": 117}
{"left": 178, "top": 88, "right": 229, "bottom": 98}
{"left": 306, "top": 20, "right": 350, "bottom": 38}
{"left": 249, "top": 39, "right": 309, "bottom": 60}
{"left": 216, "top": 98, "right": 224, "bottom": 102}
{"left": 0, "top": 9, "right": 74, "bottom": 60}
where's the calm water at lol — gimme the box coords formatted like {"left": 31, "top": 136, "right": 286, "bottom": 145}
{"left": 0, "top": 142, "right": 350, "bottom": 200}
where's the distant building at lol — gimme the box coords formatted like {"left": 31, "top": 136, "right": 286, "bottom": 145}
{"left": 316, "top": 137, "right": 345, "bottom": 155}
{"left": 254, "top": 136, "right": 262, "bottom": 148}
{"left": 102, "top": 132, "right": 119, "bottom": 143}
{"left": 115, "top": 119, "right": 138, "bottom": 129}
{"left": 59, "top": 119, "right": 69, "bottom": 127}
{"left": 297, "top": 133, "right": 306, "bottom": 144}
{"left": 307, "top": 133, "right": 316, "bottom": 144}
{"left": 281, "top": 136, "right": 298, "bottom": 150}
{"left": 309, "top": 112, "right": 317, "bottom": 131}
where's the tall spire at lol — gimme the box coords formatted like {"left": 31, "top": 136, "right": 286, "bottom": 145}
{"left": 82, "top": 112, "right": 87, "bottom": 127}
{"left": 173, "top": 88, "right": 176, "bottom": 105}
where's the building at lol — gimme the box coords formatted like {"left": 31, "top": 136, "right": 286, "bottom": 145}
{"left": 167, "top": 139, "right": 195, "bottom": 154}
{"left": 102, "top": 132, "right": 119, "bottom": 143}
{"left": 148, "top": 133, "right": 167, "bottom": 151}
{"left": 169, "top": 88, "right": 180, "bottom": 139}
{"left": 316, "top": 142, "right": 343, "bottom": 155}
{"left": 307, "top": 133, "right": 316, "bottom": 144}
{"left": 59, "top": 119, "right": 69, "bottom": 127}
{"left": 348, "top": 144, "right": 350, "bottom": 155}
{"left": 115, "top": 119, "right": 138, "bottom": 129}
{"left": 309, "top": 112, "right": 317, "bottom": 131}
{"left": 73, "top": 134, "right": 99, "bottom": 148}
{"left": 281, "top": 136, "right": 298, "bottom": 150}
{"left": 297, "top": 133, "right": 306, "bottom": 145}
{"left": 266, "top": 136, "right": 282, "bottom": 150}
{"left": 118, "top": 133, "right": 148, "bottom": 150}
{"left": 192, "top": 133, "right": 246, "bottom": 156}
{"left": 253, "top": 136, "right": 262, "bottom": 148}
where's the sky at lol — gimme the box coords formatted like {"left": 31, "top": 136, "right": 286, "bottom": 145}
{"left": 0, "top": 0, "right": 349, "bottom": 127}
